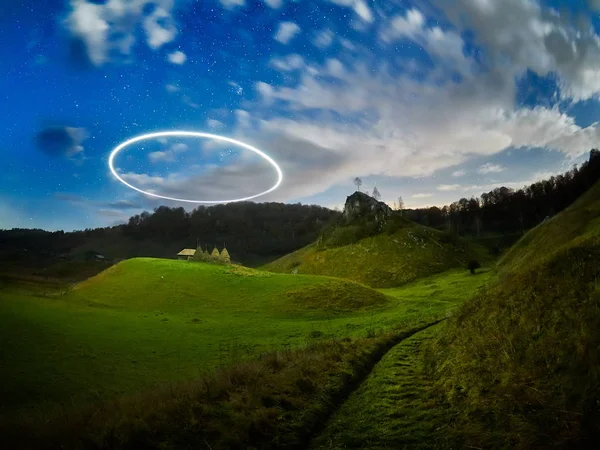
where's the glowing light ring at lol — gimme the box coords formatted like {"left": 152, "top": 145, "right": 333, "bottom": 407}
{"left": 108, "top": 131, "right": 283, "bottom": 204}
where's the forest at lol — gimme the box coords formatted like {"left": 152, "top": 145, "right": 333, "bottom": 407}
{"left": 405, "top": 149, "right": 600, "bottom": 236}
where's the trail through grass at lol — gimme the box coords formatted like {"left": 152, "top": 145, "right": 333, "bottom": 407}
{"left": 310, "top": 324, "right": 450, "bottom": 450}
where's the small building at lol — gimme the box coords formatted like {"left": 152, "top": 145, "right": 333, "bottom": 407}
{"left": 177, "top": 249, "right": 196, "bottom": 260}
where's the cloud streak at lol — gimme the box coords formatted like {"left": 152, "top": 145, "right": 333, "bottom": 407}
{"left": 64, "top": 0, "right": 178, "bottom": 66}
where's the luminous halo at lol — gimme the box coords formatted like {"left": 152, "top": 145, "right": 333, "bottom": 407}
{"left": 108, "top": 130, "right": 283, "bottom": 204}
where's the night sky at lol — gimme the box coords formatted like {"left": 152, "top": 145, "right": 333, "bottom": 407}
{"left": 2, "top": 0, "right": 600, "bottom": 231}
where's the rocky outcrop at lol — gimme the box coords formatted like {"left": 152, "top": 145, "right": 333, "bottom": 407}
{"left": 343, "top": 191, "right": 393, "bottom": 225}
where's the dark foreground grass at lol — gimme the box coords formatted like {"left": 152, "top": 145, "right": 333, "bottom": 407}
{"left": 420, "top": 182, "right": 600, "bottom": 448}
{"left": 0, "top": 259, "right": 489, "bottom": 415}
{"left": 423, "top": 236, "right": 600, "bottom": 449}
{"left": 310, "top": 324, "right": 450, "bottom": 450}
{"left": 0, "top": 322, "right": 442, "bottom": 450}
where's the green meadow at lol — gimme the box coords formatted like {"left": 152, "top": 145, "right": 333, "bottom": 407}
{"left": 0, "top": 258, "right": 491, "bottom": 415}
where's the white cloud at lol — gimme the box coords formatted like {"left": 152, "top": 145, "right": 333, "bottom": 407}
{"left": 119, "top": 160, "right": 278, "bottom": 203}
{"left": 65, "top": 127, "right": 87, "bottom": 157}
{"left": 65, "top": 0, "right": 109, "bottom": 65}
{"left": 167, "top": 50, "right": 186, "bottom": 64}
{"left": 412, "top": 193, "right": 434, "bottom": 199}
{"left": 148, "top": 143, "right": 188, "bottom": 163}
{"left": 166, "top": 83, "right": 180, "bottom": 93}
{"left": 206, "top": 119, "right": 225, "bottom": 130}
{"left": 143, "top": 7, "right": 177, "bottom": 49}
{"left": 437, "top": 184, "right": 462, "bottom": 191}
{"left": 340, "top": 38, "right": 357, "bottom": 51}
{"left": 269, "top": 54, "right": 305, "bottom": 72}
{"left": 432, "top": 0, "right": 600, "bottom": 101}
{"left": 329, "top": 0, "right": 373, "bottom": 23}
{"left": 219, "top": 0, "right": 246, "bottom": 9}
{"left": 326, "top": 59, "right": 345, "bottom": 78}
{"left": 478, "top": 163, "right": 506, "bottom": 174}
{"left": 452, "top": 170, "right": 467, "bottom": 177}
{"left": 313, "top": 29, "right": 334, "bottom": 48}
{"left": 235, "top": 109, "right": 251, "bottom": 129}
{"left": 274, "top": 21, "right": 300, "bottom": 44}
{"left": 65, "top": 0, "right": 178, "bottom": 66}
{"left": 202, "top": 139, "right": 230, "bottom": 154}
{"left": 228, "top": 81, "right": 244, "bottom": 95}
{"left": 148, "top": 151, "right": 175, "bottom": 163}
{"left": 182, "top": 96, "right": 200, "bottom": 109}
{"left": 248, "top": 60, "right": 598, "bottom": 206}
{"left": 263, "top": 0, "right": 283, "bottom": 8}
{"left": 381, "top": 8, "right": 471, "bottom": 74}
{"left": 256, "top": 81, "right": 274, "bottom": 100}
{"left": 171, "top": 143, "right": 188, "bottom": 153}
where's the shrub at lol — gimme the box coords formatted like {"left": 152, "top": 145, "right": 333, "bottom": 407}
{"left": 323, "top": 225, "right": 366, "bottom": 248}
{"left": 467, "top": 259, "right": 481, "bottom": 275}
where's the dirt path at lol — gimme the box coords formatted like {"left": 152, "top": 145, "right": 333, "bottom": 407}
{"left": 307, "top": 324, "right": 452, "bottom": 450}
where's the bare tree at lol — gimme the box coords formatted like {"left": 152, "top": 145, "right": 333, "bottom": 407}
{"left": 393, "top": 196, "right": 405, "bottom": 215}
{"left": 353, "top": 177, "right": 362, "bottom": 192}
{"left": 372, "top": 186, "right": 381, "bottom": 200}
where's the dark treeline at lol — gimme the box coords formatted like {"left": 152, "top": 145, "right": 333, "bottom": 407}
{"left": 0, "top": 203, "right": 339, "bottom": 267}
{"left": 121, "top": 202, "right": 338, "bottom": 262}
{"left": 405, "top": 149, "right": 600, "bottom": 236}
{"left": 3, "top": 150, "right": 600, "bottom": 269}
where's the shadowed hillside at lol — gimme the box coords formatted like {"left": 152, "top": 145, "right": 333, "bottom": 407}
{"left": 498, "top": 179, "right": 600, "bottom": 273}
{"left": 264, "top": 192, "right": 488, "bottom": 288}
{"left": 425, "top": 181, "right": 600, "bottom": 449}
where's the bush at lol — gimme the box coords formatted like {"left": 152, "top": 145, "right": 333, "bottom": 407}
{"left": 467, "top": 259, "right": 481, "bottom": 275}
{"left": 322, "top": 225, "right": 366, "bottom": 248}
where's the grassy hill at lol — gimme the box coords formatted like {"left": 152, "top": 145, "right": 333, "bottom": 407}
{"left": 424, "top": 181, "right": 600, "bottom": 448}
{"left": 72, "top": 258, "right": 387, "bottom": 314}
{"left": 263, "top": 218, "right": 488, "bottom": 288}
{"left": 498, "top": 180, "right": 600, "bottom": 273}
{"left": 0, "top": 258, "right": 387, "bottom": 413}
{"left": 0, "top": 257, "right": 492, "bottom": 418}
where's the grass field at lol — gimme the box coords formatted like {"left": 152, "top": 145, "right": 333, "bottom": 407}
{"left": 0, "top": 258, "right": 491, "bottom": 416}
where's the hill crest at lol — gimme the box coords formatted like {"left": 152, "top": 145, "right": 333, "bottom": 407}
{"left": 264, "top": 213, "right": 488, "bottom": 288}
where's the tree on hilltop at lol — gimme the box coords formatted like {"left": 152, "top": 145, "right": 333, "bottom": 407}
{"left": 372, "top": 186, "right": 381, "bottom": 200}
{"left": 353, "top": 177, "right": 362, "bottom": 192}
{"left": 394, "top": 196, "right": 405, "bottom": 216}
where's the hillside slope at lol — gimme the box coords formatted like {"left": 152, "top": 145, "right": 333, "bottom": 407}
{"left": 425, "top": 181, "right": 600, "bottom": 448}
{"left": 73, "top": 258, "right": 387, "bottom": 314}
{"left": 498, "top": 180, "right": 600, "bottom": 273}
{"left": 263, "top": 222, "right": 487, "bottom": 288}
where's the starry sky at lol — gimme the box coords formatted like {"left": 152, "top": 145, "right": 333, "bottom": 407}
{"left": 2, "top": 0, "right": 600, "bottom": 231}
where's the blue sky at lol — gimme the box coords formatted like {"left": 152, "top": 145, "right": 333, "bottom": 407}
{"left": 2, "top": 0, "right": 600, "bottom": 230}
